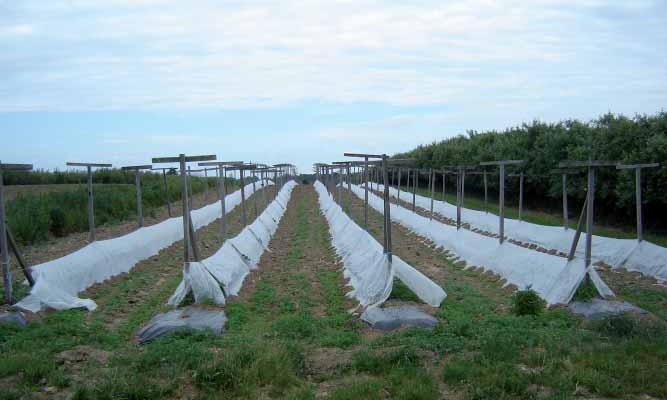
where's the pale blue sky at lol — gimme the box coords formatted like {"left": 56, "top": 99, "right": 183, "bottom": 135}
{"left": 1, "top": 0, "right": 666, "bottom": 173}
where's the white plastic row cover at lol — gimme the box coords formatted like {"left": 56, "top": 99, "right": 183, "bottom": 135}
{"left": 350, "top": 184, "right": 612, "bottom": 305}
{"left": 168, "top": 181, "right": 297, "bottom": 306}
{"left": 17, "top": 181, "right": 274, "bottom": 312}
{"left": 315, "top": 181, "right": 446, "bottom": 308}
{"left": 377, "top": 182, "right": 667, "bottom": 283}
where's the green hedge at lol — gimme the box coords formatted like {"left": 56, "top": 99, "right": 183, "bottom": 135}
{"left": 395, "top": 112, "right": 667, "bottom": 230}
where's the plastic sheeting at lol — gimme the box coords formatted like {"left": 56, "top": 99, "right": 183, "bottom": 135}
{"left": 168, "top": 181, "right": 296, "bottom": 305}
{"left": 377, "top": 183, "right": 667, "bottom": 283}
{"left": 16, "top": 181, "right": 273, "bottom": 312}
{"left": 315, "top": 181, "right": 446, "bottom": 308}
{"left": 350, "top": 184, "right": 613, "bottom": 305}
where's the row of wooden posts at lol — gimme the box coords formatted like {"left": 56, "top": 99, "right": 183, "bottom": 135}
{"left": 0, "top": 157, "right": 296, "bottom": 304}
{"left": 314, "top": 156, "right": 660, "bottom": 273}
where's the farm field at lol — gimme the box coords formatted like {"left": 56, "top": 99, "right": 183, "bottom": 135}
{"left": 2, "top": 182, "right": 666, "bottom": 400}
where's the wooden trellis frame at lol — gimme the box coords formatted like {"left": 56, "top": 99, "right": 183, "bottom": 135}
{"left": 344, "top": 153, "right": 393, "bottom": 259}
{"left": 0, "top": 162, "right": 35, "bottom": 303}
{"left": 507, "top": 172, "right": 525, "bottom": 221}
{"left": 479, "top": 160, "right": 525, "bottom": 243}
{"left": 558, "top": 160, "right": 619, "bottom": 267}
{"left": 152, "top": 154, "right": 216, "bottom": 263}
{"left": 551, "top": 169, "right": 580, "bottom": 230}
{"left": 332, "top": 161, "right": 353, "bottom": 213}
{"left": 121, "top": 164, "right": 152, "bottom": 228}
{"left": 445, "top": 165, "right": 477, "bottom": 230}
{"left": 225, "top": 163, "right": 258, "bottom": 227}
{"left": 198, "top": 161, "right": 243, "bottom": 242}
{"left": 65, "top": 161, "right": 113, "bottom": 242}
{"left": 616, "top": 162, "right": 660, "bottom": 242}
{"left": 151, "top": 167, "right": 176, "bottom": 217}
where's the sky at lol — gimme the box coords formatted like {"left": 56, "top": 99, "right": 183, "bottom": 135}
{"left": 1, "top": 0, "right": 666, "bottom": 174}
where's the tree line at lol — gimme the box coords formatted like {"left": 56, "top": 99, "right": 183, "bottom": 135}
{"left": 394, "top": 112, "right": 667, "bottom": 231}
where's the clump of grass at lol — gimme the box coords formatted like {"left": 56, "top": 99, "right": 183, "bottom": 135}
{"left": 389, "top": 278, "right": 420, "bottom": 302}
{"left": 511, "top": 288, "right": 545, "bottom": 316}
{"left": 573, "top": 279, "right": 599, "bottom": 302}
{"left": 593, "top": 314, "right": 636, "bottom": 338}
{"left": 193, "top": 340, "right": 305, "bottom": 397}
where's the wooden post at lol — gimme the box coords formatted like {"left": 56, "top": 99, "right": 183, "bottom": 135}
{"left": 483, "top": 170, "right": 488, "bottom": 213}
{"left": 152, "top": 154, "right": 216, "bottom": 262}
{"left": 442, "top": 171, "right": 446, "bottom": 202}
{"left": 1, "top": 162, "right": 33, "bottom": 303}
{"left": 429, "top": 168, "right": 434, "bottom": 221}
{"left": 66, "top": 162, "right": 112, "bottom": 242}
{"left": 5, "top": 225, "right": 34, "bottom": 286}
{"left": 456, "top": 171, "right": 462, "bottom": 229}
{"left": 508, "top": 172, "right": 525, "bottom": 221}
{"left": 397, "top": 168, "right": 402, "bottom": 200}
{"left": 240, "top": 168, "right": 247, "bottom": 226}
{"left": 180, "top": 156, "right": 192, "bottom": 261}
{"left": 616, "top": 163, "right": 659, "bottom": 242}
{"left": 364, "top": 157, "right": 369, "bottom": 228}
{"left": 480, "top": 160, "right": 525, "bottom": 244}
{"left": 154, "top": 168, "right": 173, "bottom": 217}
{"left": 251, "top": 170, "right": 258, "bottom": 218}
{"left": 585, "top": 167, "right": 594, "bottom": 267}
{"left": 383, "top": 155, "right": 393, "bottom": 261}
{"left": 562, "top": 174, "right": 568, "bottom": 228}
{"left": 121, "top": 165, "right": 152, "bottom": 228}
{"left": 203, "top": 168, "right": 209, "bottom": 200}
{"left": 412, "top": 169, "right": 417, "bottom": 212}
{"left": 568, "top": 196, "right": 588, "bottom": 261}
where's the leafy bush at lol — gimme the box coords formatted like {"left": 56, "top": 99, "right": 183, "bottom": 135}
{"left": 511, "top": 289, "right": 546, "bottom": 316}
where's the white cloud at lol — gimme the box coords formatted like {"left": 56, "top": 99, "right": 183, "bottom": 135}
{"left": 0, "top": 0, "right": 665, "bottom": 111}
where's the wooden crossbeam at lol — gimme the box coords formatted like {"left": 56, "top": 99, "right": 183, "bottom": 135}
{"left": 0, "top": 163, "right": 33, "bottom": 170}
{"left": 152, "top": 155, "right": 216, "bottom": 163}
{"left": 66, "top": 162, "right": 112, "bottom": 167}
{"left": 558, "top": 160, "right": 619, "bottom": 168}
{"left": 343, "top": 152, "right": 383, "bottom": 159}
{"left": 616, "top": 162, "right": 660, "bottom": 170}
{"left": 121, "top": 164, "right": 152, "bottom": 170}
{"left": 480, "top": 160, "right": 525, "bottom": 166}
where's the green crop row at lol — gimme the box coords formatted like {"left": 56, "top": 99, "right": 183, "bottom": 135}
{"left": 5, "top": 171, "right": 237, "bottom": 246}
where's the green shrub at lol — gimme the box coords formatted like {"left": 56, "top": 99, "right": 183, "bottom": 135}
{"left": 511, "top": 289, "right": 546, "bottom": 316}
